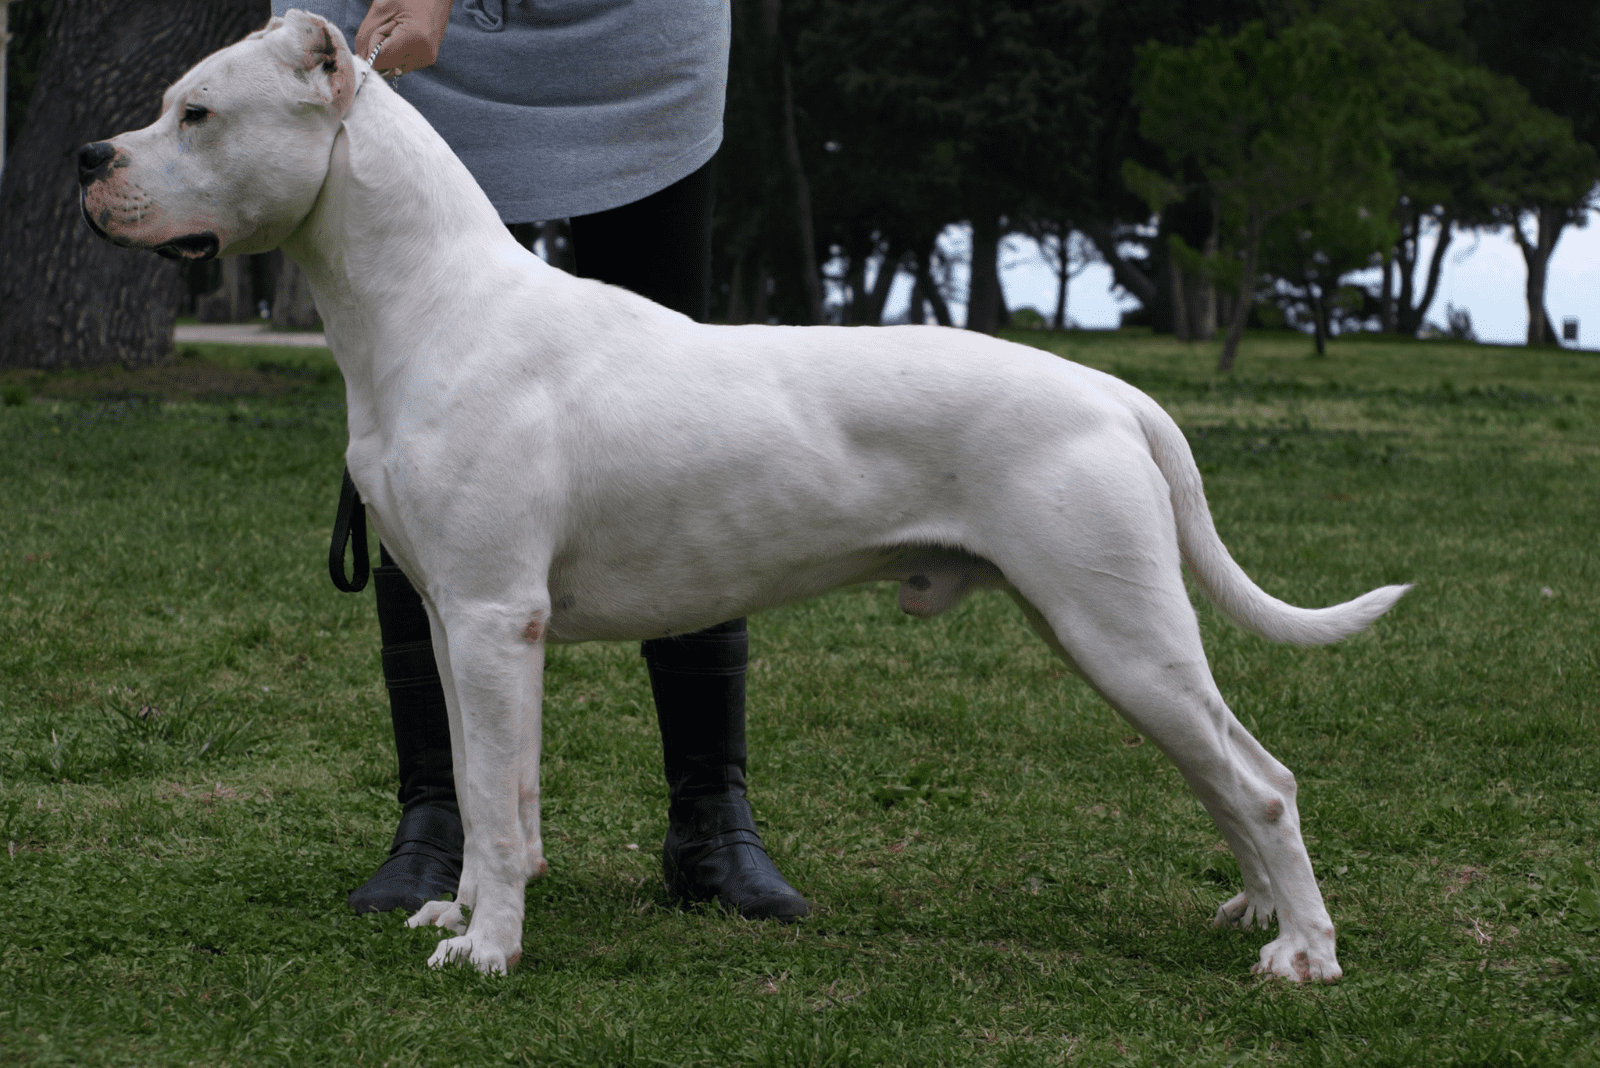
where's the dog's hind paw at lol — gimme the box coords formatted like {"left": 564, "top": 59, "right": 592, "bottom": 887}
{"left": 1212, "top": 891, "right": 1272, "bottom": 931}
{"left": 408, "top": 898, "right": 468, "bottom": 934}
{"left": 427, "top": 933, "right": 520, "bottom": 975}
{"left": 1253, "top": 933, "right": 1341, "bottom": 983}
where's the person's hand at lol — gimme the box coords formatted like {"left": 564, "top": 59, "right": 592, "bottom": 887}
{"left": 354, "top": 0, "right": 454, "bottom": 77}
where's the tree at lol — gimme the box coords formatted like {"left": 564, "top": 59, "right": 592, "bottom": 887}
{"left": 1373, "top": 36, "right": 1497, "bottom": 336}
{"left": 1073, "top": 0, "right": 1275, "bottom": 333}
{"left": 1257, "top": 193, "right": 1396, "bottom": 355}
{"left": 0, "top": 0, "right": 267, "bottom": 369}
{"left": 1462, "top": 0, "right": 1600, "bottom": 345}
{"left": 1485, "top": 127, "right": 1597, "bottom": 346}
{"left": 1018, "top": 218, "right": 1098, "bottom": 331}
{"left": 4, "top": 0, "right": 54, "bottom": 162}
{"left": 1132, "top": 18, "right": 1394, "bottom": 369}
{"left": 783, "top": 0, "right": 1096, "bottom": 332}
{"left": 715, "top": 0, "right": 823, "bottom": 325}
{"left": 1346, "top": 24, "right": 1591, "bottom": 340}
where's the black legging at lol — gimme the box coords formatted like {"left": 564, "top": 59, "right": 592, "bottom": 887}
{"left": 549, "top": 156, "right": 752, "bottom": 809}
{"left": 351, "top": 153, "right": 800, "bottom": 921}
{"left": 371, "top": 152, "right": 737, "bottom": 808}
{"left": 513, "top": 154, "right": 715, "bottom": 322}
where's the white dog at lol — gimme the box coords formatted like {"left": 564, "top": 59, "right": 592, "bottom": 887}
{"left": 81, "top": 11, "right": 1408, "bottom": 981}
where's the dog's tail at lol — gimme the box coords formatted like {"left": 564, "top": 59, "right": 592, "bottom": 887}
{"left": 1134, "top": 396, "right": 1410, "bottom": 646}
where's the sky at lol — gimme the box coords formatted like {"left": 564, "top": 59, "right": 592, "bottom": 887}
{"left": 875, "top": 205, "right": 1600, "bottom": 350}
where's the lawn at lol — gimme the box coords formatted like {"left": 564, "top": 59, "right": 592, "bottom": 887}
{"left": 1, "top": 330, "right": 1596, "bottom": 1066}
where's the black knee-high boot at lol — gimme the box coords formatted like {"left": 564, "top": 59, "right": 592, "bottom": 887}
{"left": 347, "top": 547, "right": 464, "bottom": 915}
{"left": 644, "top": 620, "right": 809, "bottom": 920}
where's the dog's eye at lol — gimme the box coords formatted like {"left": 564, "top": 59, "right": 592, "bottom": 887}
{"left": 182, "top": 104, "right": 210, "bottom": 125}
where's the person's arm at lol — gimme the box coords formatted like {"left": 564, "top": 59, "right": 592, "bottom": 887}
{"left": 354, "top": 0, "right": 454, "bottom": 76}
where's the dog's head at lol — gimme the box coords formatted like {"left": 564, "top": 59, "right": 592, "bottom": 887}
{"left": 79, "top": 10, "right": 359, "bottom": 261}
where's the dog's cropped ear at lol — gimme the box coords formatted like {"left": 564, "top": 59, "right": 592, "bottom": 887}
{"left": 268, "top": 9, "right": 357, "bottom": 119}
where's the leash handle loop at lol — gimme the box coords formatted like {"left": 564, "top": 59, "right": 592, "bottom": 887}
{"left": 329, "top": 466, "right": 371, "bottom": 593}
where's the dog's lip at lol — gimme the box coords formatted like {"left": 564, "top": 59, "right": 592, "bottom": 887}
{"left": 79, "top": 196, "right": 219, "bottom": 262}
{"left": 154, "top": 231, "right": 221, "bottom": 262}
{"left": 80, "top": 197, "right": 114, "bottom": 243}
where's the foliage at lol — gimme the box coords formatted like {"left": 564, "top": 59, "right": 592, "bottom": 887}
{"left": 716, "top": 0, "right": 1282, "bottom": 328}
{"left": 2, "top": 334, "right": 1600, "bottom": 1063}
{"left": 1256, "top": 195, "right": 1397, "bottom": 355}
{"left": 1462, "top": 0, "right": 1600, "bottom": 155}
{"left": 1357, "top": 27, "right": 1561, "bottom": 336}
{"left": 1132, "top": 18, "right": 1395, "bottom": 368}
{"left": 748, "top": 0, "right": 1097, "bottom": 327}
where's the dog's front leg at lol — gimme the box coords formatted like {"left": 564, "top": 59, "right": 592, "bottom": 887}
{"left": 406, "top": 602, "right": 548, "bottom": 975}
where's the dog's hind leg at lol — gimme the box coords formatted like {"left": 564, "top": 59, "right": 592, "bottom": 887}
{"left": 1008, "top": 589, "right": 1277, "bottom": 923}
{"left": 404, "top": 601, "right": 548, "bottom": 975}
{"left": 996, "top": 461, "right": 1339, "bottom": 981}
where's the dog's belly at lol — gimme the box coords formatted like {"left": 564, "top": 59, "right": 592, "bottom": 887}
{"left": 543, "top": 543, "right": 1005, "bottom": 642}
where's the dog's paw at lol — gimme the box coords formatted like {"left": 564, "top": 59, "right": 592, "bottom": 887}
{"left": 1212, "top": 891, "right": 1273, "bottom": 931}
{"left": 1252, "top": 933, "right": 1341, "bottom": 983}
{"left": 427, "top": 933, "right": 521, "bottom": 975}
{"left": 407, "top": 899, "right": 468, "bottom": 934}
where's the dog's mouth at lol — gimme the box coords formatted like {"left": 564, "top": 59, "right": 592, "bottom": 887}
{"left": 79, "top": 196, "right": 220, "bottom": 262}
{"left": 154, "top": 232, "right": 221, "bottom": 262}
{"left": 80, "top": 198, "right": 114, "bottom": 243}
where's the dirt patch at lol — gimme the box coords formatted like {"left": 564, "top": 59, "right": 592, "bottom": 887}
{"left": 2, "top": 358, "right": 312, "bottom": 401}
{"left": 1442, "top": 866, "right": 1485, "bottom": 897}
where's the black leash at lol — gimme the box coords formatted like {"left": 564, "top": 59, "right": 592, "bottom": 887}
{"left": 329, "top": 466, "right": 371, "bottom": 592}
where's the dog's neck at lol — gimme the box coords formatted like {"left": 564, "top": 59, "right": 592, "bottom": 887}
{"left": 279, "top": 69, "right": 552, "bottom": 436}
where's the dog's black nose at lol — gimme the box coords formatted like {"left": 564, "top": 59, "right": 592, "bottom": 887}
{"left": 77, "top": 142, "right": 116, "bottom": 186}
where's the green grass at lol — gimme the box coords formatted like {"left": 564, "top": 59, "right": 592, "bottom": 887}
{"left": 2, "top": 331, "right": 1598, "bottom": 1066}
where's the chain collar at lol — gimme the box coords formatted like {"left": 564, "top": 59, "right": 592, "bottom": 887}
{"left": 355, "top": 38, "right": 406, "bottom": 97}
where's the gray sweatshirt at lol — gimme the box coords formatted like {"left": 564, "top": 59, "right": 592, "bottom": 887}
{"left": 272, "top": 1, "right": 729, "bottom": 222}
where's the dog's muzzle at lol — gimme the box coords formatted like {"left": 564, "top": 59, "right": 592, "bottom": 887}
{"left": 76, "top": 141, "right": 220, "bottom": 262}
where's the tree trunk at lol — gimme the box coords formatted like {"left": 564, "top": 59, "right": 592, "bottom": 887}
{"left": 1187, "top": 272, "right": 1218, "bottom": 341}
{"left": 1081, "top": 219, "right": 1158, "bottom": 308}
{"left": 1193, "top": 225, "right": 1218, "bottom": 341}
{"left": 1, "top": 0, "right": 11, "bottom": 176}
{"left": 1168, "top": 250, "right": 1190, "bottom": 342}
{"left": 195, "top": 257, "right": 254, "bottom": 324}
{"left": 749, "top": 256, "right": 771, "bottom": 325}
{"left": 1217, "top": 290, "right": 1235, "bottom": 336}
{"left": 1307, "top": 273, "right": 1328, "bottom": 357}
{"left": 272, "top": 254, "right": 322, "bottom": 331}
{"left": 1217, "top": 223, "right": 1259, "bottom": 372}
{"left": 1394, "top": 213, "right": 1418, "bottom": 335}
{"left": 965, "top": 213, "right": 1003, "bottom": 334}
{"left": 1393, "top": 213, "right": 1454, "bottom": 337}
{"left": 196, "top": 251, "right": 281, "bottom": 323}
{"left": 0, "top": 0, "right": 266, "bottom": 369}
{"left": 859, "top": 245, "right": 900, "bottom": 327}
{"left": 1051, "top": 234, "right": 1069, "bottom": 331}
{"left": 842, "top": 255, "right": 866, "bottom": 325}
{"left": 1379, "top": 254, "right": 1395, "bottom": 333}
{"left": 761, "top": 0, "right": 822, "bottom": 325}
{"left": 726, "top": 252, "right": 750, "bottom": 324}
{"left": 1512, "top": 205, "right": 1566, "bottom": 347}
{"left": 914, "top": 243, "right": 952, "bottom": 327}
{"left": 1168, "top": 245, "right": 1220, "bottom": 343}
{"left": 1416, "top": 216, "right": 1454, "bottom": 333}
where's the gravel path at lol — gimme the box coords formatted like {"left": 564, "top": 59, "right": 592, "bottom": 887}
{"left": 176, "top": 323, "right": 328, "bottom": 348}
